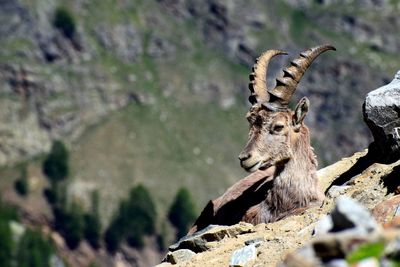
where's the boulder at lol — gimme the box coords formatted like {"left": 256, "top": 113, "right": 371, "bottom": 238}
{"left": 169, "top": 223, "right": 254, "bottom": 253}
{"left": 363, "top": 71, "right": 400, "bottom": 162}
{"left": 163, "top": 249, "right": 196, "bottom": 264}
{"left": 329, "top": 196, "right": 378, "bottom": 234}
{"left": 314, "top": 195, "right": 382, "bottom": 236}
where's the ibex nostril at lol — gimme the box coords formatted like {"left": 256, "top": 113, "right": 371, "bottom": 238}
{"left": 238, "top": 152, "right": 251, "bottom": 161}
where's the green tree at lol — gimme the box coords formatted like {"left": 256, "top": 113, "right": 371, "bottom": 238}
{"left": 125, "top": 185, "right": 157, "bottom": 248}
{"left": 0, "top": 220, "right": 13, "bottom": 267}
{"left": 104, "top": 184, "right": 157, "bottom": 252}
{"left": 156, "top": 221, "right": 169, "bottom": 252}
{"left": 53, "top": 201, "right": 84, "bottom": 250}
{"left": 168, "top": 187, "right": 197, "bottom": 239}
{"left": 53, "top": 7, "right": 76, "bottom": 39}
{"left": 0, "top": 201, "right": 17, "bottom": 267}
{"left": 15, "top": 164, "right": 29, "bottom": 196}
{"left": 127, "top": 184, "right": 157, "bottom": 235}
{"left": 104, "top": 219, "right": 123, "bottom": 253}
{"left": 43, "top": 140, "right": 69, "bottom": 183}
{"left": 84, "top": 191, "right": 101, "bottom": 249}
{"left": 63, "top": 202, "right": 84, "bottom": 249}
{"left": 16, "top": 229, "right": 54, "bottom": 267}
{"left": 84, "top": 213, "right": 101, "bottom": 249}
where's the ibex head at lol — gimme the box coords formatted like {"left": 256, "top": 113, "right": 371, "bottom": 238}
{"left": 239, "top": 45, "right": 336, "bottom": 172}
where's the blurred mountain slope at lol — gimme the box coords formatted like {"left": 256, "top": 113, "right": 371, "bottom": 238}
{"left": 0, "top": 0, "right": 399, "bottom": 226}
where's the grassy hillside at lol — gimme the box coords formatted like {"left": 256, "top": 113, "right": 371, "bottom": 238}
{"left": 70, "top": 101, "right": 249, "bottom": 221}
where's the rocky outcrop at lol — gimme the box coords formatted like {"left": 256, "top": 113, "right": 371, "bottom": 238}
{"left": 95, "top": 24, "right": 143, "bottom": 63}
{"left": 364, "top": 71, "right": 400, "bottom": 162}
{"left": 0, "top": 62, "right": 148, "bottom": 165}
{"left": 160, "top": 150, "right": 400, "bottom": 266}
{"left": 283, "top": 0, "right": 400, "bottom": 54}
{"left": 0, "top": 0, "right": 150, "bottom": 164}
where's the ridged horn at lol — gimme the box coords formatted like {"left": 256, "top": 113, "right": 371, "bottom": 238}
{"left": 248, "top": 50, "right": 287, "bottom": 104}
{"left": 269, "top": 44, "right": 336, "bottom": 106}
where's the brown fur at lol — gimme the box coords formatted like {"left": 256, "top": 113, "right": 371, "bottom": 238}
{"left": 239, "top": 103, "right": 323, "bottom": 221}
{"left": 188, "top": 101, "right": 323, "bottom": 235}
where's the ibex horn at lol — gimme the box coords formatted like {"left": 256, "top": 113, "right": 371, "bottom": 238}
{"left": 248, "top": 50, "right": 287, "bottom": 104}
{"left": 268, "top": 44, "right": 336, "bottom": 106}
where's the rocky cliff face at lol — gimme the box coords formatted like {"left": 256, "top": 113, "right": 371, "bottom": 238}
{"left": 0, "top": 0, "right": 138, "bottom": 164}
{"left": 0, "top": 0, "right": 399, "bottom": 166}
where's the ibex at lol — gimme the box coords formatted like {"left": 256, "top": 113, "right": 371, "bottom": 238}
{"left": 189, "top": 45, "right": 335, "bottom": 235}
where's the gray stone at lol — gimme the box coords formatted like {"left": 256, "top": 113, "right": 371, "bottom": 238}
{"left": 154, "top": 263, "right": 173, "bottom": 267}
{"left": 169, "top": 234, "right": 209, "bottom": 253}
{"left": 331, "top": 196, "right": 378, "bottom": 234}
{"left": 313, "top": 215, "right": 333, "bottom": 236}
{"left": 314, "top": 197, "right": 378, "bottom": 236}
{"left": 326, "top": 259, "right": 349, "bottom": 267}
{"left": 163, "top": 249, "right": 196, "bottom": 264}
{"left": 363, "top": 71, "right": 400, "bottom": 161}
{"left": 147, "top": 35, "right": 176, "bottom": 58}
{"left": 95, "top": 24, "right": 143, "bottom": 63}
{"left": 49, "top": 255, "right": 65, "bottom": 267}
{"left": 327, "top": 185, "right": 351, "bottom": 198}
{"left": 229, "top": 244, "right": 257, "bottom": 267}
{"left": 169, "top": 223, "right": 254, "bottom": 253}
{"left": 383, "top": 237, "right": 400, "bottom": 258}
{"left": 355, "top": 258, "right": 379, "bottom": 267}
{"left": 244, "top": 237, "right": 264, "bottom": 247}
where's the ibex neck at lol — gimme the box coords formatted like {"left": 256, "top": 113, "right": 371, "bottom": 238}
{"left": 262, "top": 138, "right": 322, "bottom": 222}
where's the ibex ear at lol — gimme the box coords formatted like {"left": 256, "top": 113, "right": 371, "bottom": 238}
{"left": 292, "top": 97, "right": 309, "bottom": 132}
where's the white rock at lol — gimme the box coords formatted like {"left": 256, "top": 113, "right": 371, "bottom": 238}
{"left": 230, "top": 244, "right": 257, "bottom": 267}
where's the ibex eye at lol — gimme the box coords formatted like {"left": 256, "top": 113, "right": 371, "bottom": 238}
{"left": 273, "top": 124, "right": 284, "bottom": 132}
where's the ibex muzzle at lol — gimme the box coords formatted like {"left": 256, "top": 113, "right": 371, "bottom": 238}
{"left": 239, "top": 45, "right": 336, "bottom": 172}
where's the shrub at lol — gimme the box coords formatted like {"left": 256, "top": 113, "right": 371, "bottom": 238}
{"left": 84, "top": 191, "right": 101, "bottom": 249}
{"left": 53, "top": 7, "right": 76, "bottom": 39}
{"left": 0, "top": 201, "right": 17, "bottom": 267}
{"left": 43, "top": 188, "right": 57, "bottom": 205}
{"left": 84, "top": 213, "right": 101, "bottom": 249}
{"left": 104, "top": 220, "right": 123, "bottom": 253}
{"left": 156, "top": 222, "right": 169, "bottom": 251}
{"left": 15, "top": 179, "right": 28, "bottom": 196}
{"left": 43, "top": 140, "right": 69, "bottom": 183}
{"left": 16, "top": 229, "right": 54, "bottom": 267}
{"left": 0, "top": 201, "right": 18, "bottom": 222}
{"left": 62, "top": 202, "right": 84, "bottom": 249}
{"left": 53, "top": 201, "right": 84, "bottom": 250}
{"left": 14, "top": 164, "right": 28, "bottom": 196}
{"left": 0, "top": 220, "right": 13, "bottom": 267}
{"left": 168, "top": 187, "right": 197, "bottom": 239}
